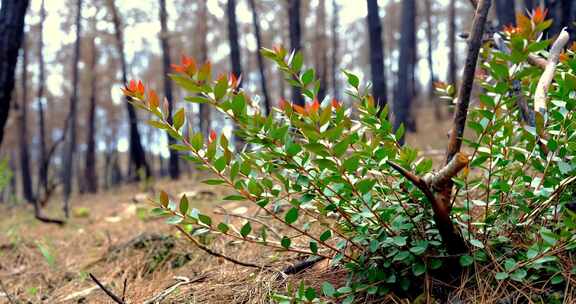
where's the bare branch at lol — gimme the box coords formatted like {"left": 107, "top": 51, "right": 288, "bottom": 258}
{"left": 143, "top": 275, "right": 207, "bottom": 304}
{"left": 446, "top": 0, "right": 492, "bottom": 163}
{"left": 534, "top": 28, "right": 569, "bottom": 115}
{"left": 89, "top": 273, "right": 125, "bottom": 304}
{"left": 527, "top": 54, "right": 547, "bottom": 69}
{"left": 175, "top": 226, "right": 266, "bottom": 269}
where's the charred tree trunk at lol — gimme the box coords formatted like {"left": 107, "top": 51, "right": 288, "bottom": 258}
{"left": 448, "top": 0, "right": 457, "bottom": 86}
{"left": 227, "top": 0, "right": 244, "bottom": 149}
{"left": 62, "top": 0, "right": 83, "bottom": 217}
{"left": 0, "top": 0, "right": 29, "bottom": 147}
{"left": 331, "top": 0, "right": 340, "bottom": 100}
{"left": 494, "top": 0, "right": 515, "bottom": 28}
{"left": 247, "top": 0, "right": 272, "bottom": 115}
{"left": 84, "top": 36, "right": 98, "bottom": 193}
{"left": 108, "top": 0, "right": 150, "bottom": 180}
{"left": 198, "top": 0, "right": 210, "bottom": 137}
{"left": 394, "top": 0, "right": 416, "bottom": 143}
{"left": 37, "top": 0, "right": 48, "bottom": 195}
{"left": 159, "top": 0, "right": 180, "bottom": 179}
{"left": 366, "top": 0, "right": 387, "bottom": 111}
{"left": 288, "top": 0, "right": 304, "bottom": 106}
{"left": 18, "top": 31, "right": 34, "bottom": 203}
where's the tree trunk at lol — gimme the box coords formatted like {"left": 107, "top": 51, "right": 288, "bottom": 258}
{"left": 288, "top": 0, "right": 304, "bottom": 106}
{"left": 394, "top": 0, "right": 416, "bottom": 143}
{"left": 18, "top": 30, "right": 34, "bottom": 203}
{"left": 226, "top": 0, "right": 244, "bottom": 149}
{"left": 159, "top": 0, "right": 180, "bottom": 179}
{"left": 315, "top": 0, "right": 328, "bottom": 102}
{"left": 37, "top": 0, "right": 48, "bottom": 196}
{"left": 424, "top": 0, "right": 442, "bottom": 120}
{"left": 0, "top": 0, "right": 29, "bottom": 148}
{"left": 494, "top": 0, "right": 515, "bottom": 28}
{"left": 366, "top": 0, "right": 387, "bottom": 111}
{"left": 247, "top": 0, "right": 272, "bottom": 115}
{"left": 107, "top": 0, "right": 150, "bottom": 180}
{"left": 62, "top": 0, "right": 83, "bottom": 218}
{"left": 331, "top": 0, "right": 340, "bottom": 100}
{"left": 84, "top": 36, "right": 98, "bottom": 193}
{"left": 448, "top": 0, "right": 457, "bottom": 86}
{"left": 198, "top": 0, "right": 210, "bottom": 137}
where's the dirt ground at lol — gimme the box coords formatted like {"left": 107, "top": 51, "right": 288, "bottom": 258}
{"left": 0, "top": 105, "right": 453, "bottom": 303}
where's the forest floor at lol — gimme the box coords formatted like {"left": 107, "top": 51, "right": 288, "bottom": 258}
{"left": 0, "top": 105, "right": 452, "bottom": 303}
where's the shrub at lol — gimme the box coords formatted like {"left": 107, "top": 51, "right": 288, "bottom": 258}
{"left": 125, "top": 8, "right": 576, "bottom": 303}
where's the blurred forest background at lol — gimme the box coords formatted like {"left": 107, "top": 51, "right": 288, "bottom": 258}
{"left": 0, "top": 0, "right": 575, "bottom": 216}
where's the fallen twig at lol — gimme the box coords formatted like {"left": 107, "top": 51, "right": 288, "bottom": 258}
{"left": 282, "top": 256, "right": 326, "bottom": 275}
{"left": 534, "top": 28, "right": 569, "bottom": 115}
{"left": 89, "top": 273, "right": 125, "bottom": 304}
{"left": 175, "top": 225, "right": 266, "bottom": 269}
{"left": 143, "top": 275, "right": 207, "bottom": 304}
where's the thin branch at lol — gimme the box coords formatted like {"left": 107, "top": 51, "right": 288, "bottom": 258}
{"left": 446, "top": 0, "right": 491, "bottom": 163}
{"left": 143, "top": 275, "right": 207, "bottom": 304}
{"left": 527, "top": 54, "right": 547, "bottom": 69}
{"left": 214, "top": 207, "right": 283, "bottom": 240}
{"left": 89, "top": 273, "right": 125, "bottom": 304}
{"left": 175, "top": 225, "right": 266, "bottom": 269}
{"left": 534, "top": 28, "right": 569, "bottom": 115}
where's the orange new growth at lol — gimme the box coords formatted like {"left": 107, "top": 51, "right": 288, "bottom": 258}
{"left": 209, "top": 130, "right": 217, "bottom": 143}
{"left": 122, "top": 80, "right": 145, "bottom": 98}
{"left": 171, "top": 55, "right": 197, "bottom": 76}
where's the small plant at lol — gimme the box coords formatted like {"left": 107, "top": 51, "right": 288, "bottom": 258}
{"left": 125, "top": 7, "right": 576, "bottom": 302}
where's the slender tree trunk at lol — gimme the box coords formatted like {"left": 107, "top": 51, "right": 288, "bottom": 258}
{"left": 288, "top": 0, "right": 304, "bottom": 106}
{"left": 62, "top": 0, "right": 83, "bottom": 217}
{"left": 84, "top": 36, "right": 98, "bottom": 193}
{"left": 331, "top": 0, "right": 340, "bottom": 100}
{"left": 107, "top": 0, "right": 150, "bottom": 180}
{"left": 314, "top": 0, "right": 328, "bottom": 102}
{"left": 424, "top": 0, "right": 441, "bottom": 120}
{"left": 227, "top": 0, "right": 244, "bottom": 149}
{"left": 524, "top": 0, "right": 535, "bottom": 11}
{"left": 37, "top": 0, "right": 48, "bottom": 195}
{"left": 198, "top": 0, "right": 210, "bottom": 137}
{"left": 18, "top": 31, "right": 34, "bottom": 202}
{"left": 159, "top": 0, "right": 179, "bottom": 179}
{"left": 0, "top": 0, "right": 29, "bottom": 147}
{"left": 247, "top": 0, "right": 272, "bottom": 115}
{"left": 494, "top": 0, "right": 515, "bottom": 28}
{"left": 394, "top": 0, "right": 416, "bottom": 143}
{"left": 448, "top": 0, "right": 457, "bottom": 85}
{"left": 366, "top": 0, "right": 387, "bottom": 111}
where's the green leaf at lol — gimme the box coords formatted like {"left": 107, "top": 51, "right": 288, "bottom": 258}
{"left": 395, "top": 124, "right": 405, "bottom": 141}
{"left": 285, "top": 142, "right": 302, "bottom": 156}
{"left": 301, "top": 69, "right": 315, "bottom": 86}
{"left": 248, "top": 179, "right": 263, "bottom": 196}
{"left": 304, "top": 287, "right": 316, "bottom": 301}
{"left": 179, "top": 195, "right": 189, "bottom": 215}
{"left": 285, "top": 207, "right": 299, "bottom": 224}
{"left": 309, "top": 241, "right": 318, "bottom": 254}
{"left": 510, "top": 268, "right": 527, "bottom": 282}
{"left": 470, "top": 239, "right": 484, "bottom": 249}
{"left": 412, "top": 262, "right": 426, "bottom": 276}
{"left": 342, "top": 295, "right": 355, "bottom": 304}
{"left": 495, "top": 272, "right": 508, "bottom": 281}
{"left": 223, "top": 195, "right": 246, "bottom": 201}
{"left": 173, "top": 108, "right": 185, "bottom": 130}
{"left": 198, "top": 214, "right": 212, "bottom": 226}
{"left": 214, "top": 156, "right": 227, "bottom": 172}
{"left": 190, "top": 132, "right": 203, "bottom": 151}
{"left": 240, "top": 222, "right": 251, "bottom": 238}
{"left": 319, "top": 230, "right": 332, "bottom": 242}
{"left": 321, "top": 282, "right": 335, "bottom": 297}
{"left": 355, "top": 179, "right": 376, "bottom": 194}
{"left": 392, "top": 236, "right": 407, "bottom": 247}
{"left": 343, "top": 157, "right": 360, "bottom": 172}
{"left": 281, "top": 236, "right": 291, "bottom": 249}
{"left": 459, "top": 255, "right": 474, "bottom": 267}
{"left": 202, "top": 179, "right": 225, "bottom": 185}
{"left": 166, "top": 216, "right": 182, "bottom": 225}
{"left": 217, "top": 223, "right": 229, "bottom": 233}
{"left": 214, "top": 76, "right": 228, "bottom": 100}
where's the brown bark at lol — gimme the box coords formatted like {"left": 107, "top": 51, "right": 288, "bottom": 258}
{"left": 107, "top": 0, "right": 150, "bottom": 179}
{"left": 0, "top": 0, "right": 29, "bottom": 147}
{"left": 37, "top": 0, "right": 48, "bottom": 195}
{"left": 159, "top": 0, "right": 180, "bottom": 179}
{"left": 448, "top": 0, "right": 457, "bottom": 85}
{"left": 18, "top": 31, "right": 34, "bottom": 203}
{"left": 84, "top": 36, "right": 98, "bottom": 193}
{"left": 62, "top": 0, "right": 83, "bottom": 217}
{"left": 247, "top": 0, "right": 272, "bottom": 115}
{"left": 288, "top": 0, "right": 304, "bottom": 106}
